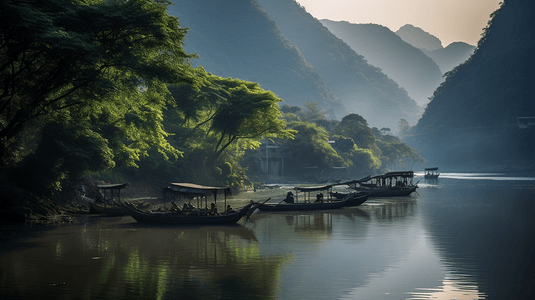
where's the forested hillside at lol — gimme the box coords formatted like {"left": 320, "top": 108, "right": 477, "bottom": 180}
{"left": 321, "top": 20, "right": 443, "bottom": 107}
{"left": 256, "top": 0, "right": 421, "bottom": 129}
{"left": 405, "top": 0, "right": 535, "bottom": 170}
{"left": 167, "top": 0, "right": 346, "bottom": 117}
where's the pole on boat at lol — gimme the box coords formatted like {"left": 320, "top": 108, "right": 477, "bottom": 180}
{"left": 244, "top": 198, "right": 271, "bottom": 225}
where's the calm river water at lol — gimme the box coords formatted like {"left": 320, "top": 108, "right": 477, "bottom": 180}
{"left": 1, "top": 173, "right": 534, "bottom": 299}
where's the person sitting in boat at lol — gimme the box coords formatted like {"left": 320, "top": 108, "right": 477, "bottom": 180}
{"left": 209, "top": 203, "right": 219, "bottom": 215}
{"left": 226, "top": 205, "right": 236, "bottom": 214}
{"left": 171, "top": 202, "right": 181, "bottom": 213}
{"left": 284, "top": 191, "right": 294, "bottom": 203}
{"left": 315, "top": 193, "right": 324, "bottom": 203}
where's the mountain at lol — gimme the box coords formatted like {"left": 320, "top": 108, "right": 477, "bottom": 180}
{"left": 396, "top": 24, "right": 442, "bottom": 51}
{"left": 420, "top": 42, "right": 476, "bottom": 74}
{"left": 321, "top": 20, "right": 443, "bottom": 106}
{"left": 167, "top": 0, "right": 346, "bottom": 117}
{"left": 405, "top": 0, "right": 535, "bottom": 170}
{"left": 396, "top": 24, "right": 476, "bottom": 74}
{"left": 255, "top": 0, "right": 421, "bottom": 129}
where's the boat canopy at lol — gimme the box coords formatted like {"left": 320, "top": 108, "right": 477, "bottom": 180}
{"left": 163, "top": 183, "right": 232, "bottom": 210}
{"left": 425, "top": 167, "right": 439, "bottom": 171}
{"left": 97, "top": 183, "right": 128, "bottom": 190}
{"left": 165, "top": 183, "right": 231, "bottom": 196}
{"left": 294, "top": 184, "right": 337, "bottom": 193}
{"left": 340, "top": 175, "right": 372, "bottom": 186}
{"left": 381, "top": 171, "right": 414, "bottom": 178}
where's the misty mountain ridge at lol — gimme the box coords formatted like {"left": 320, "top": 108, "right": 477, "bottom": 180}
{"left": 405, "top": 0, "right": 535, "bottom": 171}
{"left": 256, "top": 0, "right": 421, "bottom": 130}
{"left": 421, "top": 42, "right": 476, "bottom": 74}
{"left": 320, "top": 20, "right": 443, "bottom": 106}
{"left": 396, "top": 24, "right": 443, "bottom": 51}
{"left": 167, "top": 0, "right": 347, "bottom": 118}
{"left": 395, "top": 24, "right": 475, "bottom": 74}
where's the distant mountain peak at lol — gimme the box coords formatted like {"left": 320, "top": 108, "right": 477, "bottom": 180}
{"left": 396, "top": 24, "right": 443, "bottom": 51}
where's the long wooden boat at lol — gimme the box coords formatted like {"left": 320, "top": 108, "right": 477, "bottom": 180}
{"left": 90, "top": 201, "right": 150, "bottom": 216}
{"left": 346, "top": 171, "right": 418, "bottom": 198}
{"left": 123, "top": 202, "right": 257, "bottom": 225}
{"left": 90, "top": 202, "right": 127, "bottom": 216}
{"left": 256, "top": 192, "right": 369, "bottom": 212}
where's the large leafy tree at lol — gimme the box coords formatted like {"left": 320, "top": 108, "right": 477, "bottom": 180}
{"left": 167, "top": 74, "right": 295, "bottom": 183}
{"left": 0, "top": 0, "right": 200, "bottom": 166}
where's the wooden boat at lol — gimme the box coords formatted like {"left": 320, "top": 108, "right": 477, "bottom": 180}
{"left": 90, "top": 200, "right": 151, "bottom": 216}
{"left": 122, "top": 182, "right": 258, "bottom": 225}
{"left": 257, "top": 186, "right": 371, "bottom": 212}
{"left": 90, "top": 202, "right": 127, "bottom": 216}
{"left": 424, "top": 167, "right": 440, "bottom": 179}
{"left": 346, "top": 171, "right": 418, "bottom": 198}
{"left": 123, "top": 201, "right": 257, "bottom": 225}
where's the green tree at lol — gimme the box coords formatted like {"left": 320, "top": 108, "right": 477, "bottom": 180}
{"left": 0, "top": 0, "right": 200, "bottom": 166}
{"left": 283, "top": 121, "right": 344, "bottom": 169}
{"left": 167, "top": 74, "right": 295, "bottom": 184}
{"left": 334, "top": 114, "right": 376, "bottom": 150}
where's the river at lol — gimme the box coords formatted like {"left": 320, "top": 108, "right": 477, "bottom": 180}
{"left": 1, "top": 173, "right": 534, "bottom": 299}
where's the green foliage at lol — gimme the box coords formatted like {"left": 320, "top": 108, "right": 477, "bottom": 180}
{"left": 166, "top": 73, "right": 295, "bottom": 185}
{"left": 282, "top": 121, "right": 343, "bottom": 169}
{"left": 14, "top": 121, "right": 114, "bottom": 196}
{"left": 334, "top": 114, "right": 376, "bottom": 150}
{"left": 0, "top": 0, "right": 201, "bottom": 166}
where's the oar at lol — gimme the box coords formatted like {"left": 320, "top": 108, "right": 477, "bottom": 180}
{"left": 268, "top": 198, "right": 288, "bottom": 212}
{"left": 244, "top": 198, "right": 271, "bottom": 226}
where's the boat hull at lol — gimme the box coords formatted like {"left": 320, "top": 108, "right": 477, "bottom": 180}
{"left": 357, "top": 186, "right": 417, "bottom": 197}
{"left": 90, "top": 202, "right": 127, "bottom": 216}
{"left": 257, "top": 193, "right": 369, "bottom": 212}
{"left": 123, "top": 202, "right": 255, "bottom": 225}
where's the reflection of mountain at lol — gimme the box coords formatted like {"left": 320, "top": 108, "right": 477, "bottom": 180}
{"left": 419, "top": 179, "right": 535, "bottom": 299}
{"left": 321, "top": 20, "right": 443, "bottom": 106}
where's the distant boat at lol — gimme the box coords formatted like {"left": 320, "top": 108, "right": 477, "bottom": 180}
{"left": 424, "top": 167, "right": 440, "bottom": 179}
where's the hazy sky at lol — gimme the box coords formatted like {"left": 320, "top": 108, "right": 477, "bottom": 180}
{"left": 295, "top": 0, "right": 502, "bottom": 46}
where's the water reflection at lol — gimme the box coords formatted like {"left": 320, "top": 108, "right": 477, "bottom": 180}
{"left": 2, "top": 176, "right": 534, "bottom": 299}
{"left": 0, "top": 219, "right": 287, "bottom": 300}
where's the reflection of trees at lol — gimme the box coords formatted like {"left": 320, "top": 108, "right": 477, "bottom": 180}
{"left": 0, "top": 223, "right": 288, "bottom": 300}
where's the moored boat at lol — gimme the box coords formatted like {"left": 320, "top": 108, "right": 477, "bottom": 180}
{"left": 123, "top": 182, "right": 258, "bottom": 225}
{"left": 346, "top": 171, "right": 418, "bottom": 198}
{"left": 256, "top": 183, "right": 371, "bottom": 212}
{"left": 90, "top": 200, "right": 151, "bottom": 216}
{"left": 90, "top": 202, "right": 127, "bottom": 216}
{"left": 123, "top": 201, "right": 257, "bottom": 225}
